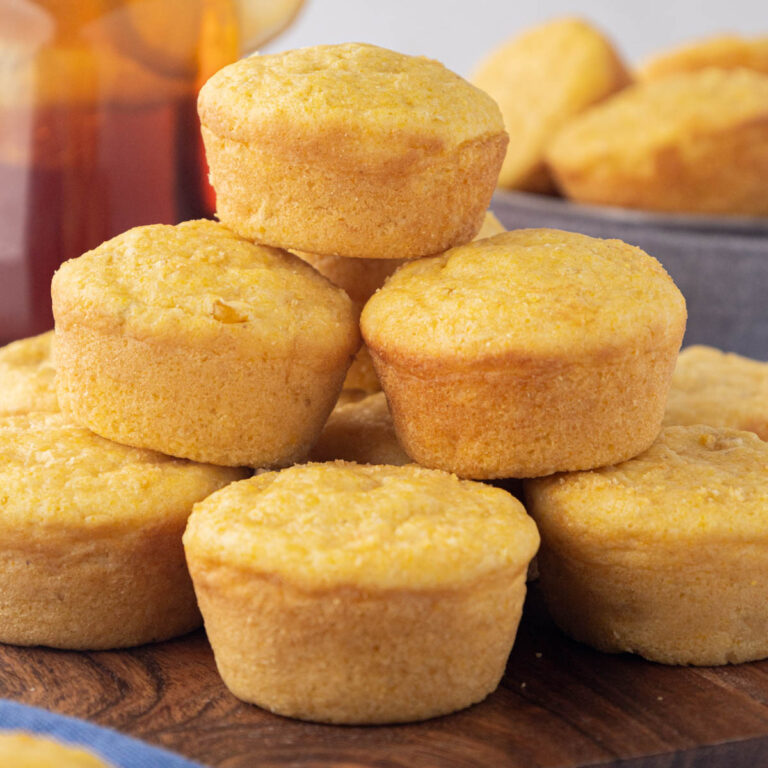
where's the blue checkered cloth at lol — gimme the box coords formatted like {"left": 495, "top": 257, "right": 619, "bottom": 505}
{"left": 0, "top": 699, "right": 206, "bottom": 767}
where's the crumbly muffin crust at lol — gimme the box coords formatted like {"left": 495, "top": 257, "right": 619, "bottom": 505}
{"left": 200, "top": 43, "right": 505, "bottom": 164}
{"left": 186, "top": 462, "right": 537, "bottom": 590}
{"left": 363, "top": 229, "right": 683, "bottom": 363}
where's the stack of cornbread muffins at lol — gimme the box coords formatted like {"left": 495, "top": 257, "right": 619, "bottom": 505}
{"left": 1, "top": 38, "right": 767, "bottom": 731}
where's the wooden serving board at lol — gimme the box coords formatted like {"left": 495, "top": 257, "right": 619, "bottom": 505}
{"left": 2, "top": 586, "right": 768, "bottom": 768}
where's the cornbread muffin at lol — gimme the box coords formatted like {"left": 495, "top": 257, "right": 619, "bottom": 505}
{"left": 640, "top": 34, "right": 768, "bottom": 80}
{"left": 0, "top": 332, "right": 58, "bottom": 415}
{"left": 184, "top": 462, "right": 539, "bottom": 723}
{"left": 0, "top": 732, "right": 112, "bottom": 768}
{"left": 361, "top": 229, "right": 686, "bottom": 478}
{"left": 199, "top": 43, "right": 507, "bottom": 260}
{"left": 664, "top": 346, "right": 768, "bottom": 440}
{"left": 52, "top": 220, "right": 359, "bottom": 467}
{"left": 472, "top": 17, "right": 630, "bottom": 191}
{"left": 0, "top": 412, "right": 245, "bottom": 649}
{"left": 547, "top": 68, "right": 768, "bottom": 215}
{"left": 526, "top": 425, "right": 768, "bottom": 665}
{"left": 310, "top": 392, "right": 409, "bottom": 465}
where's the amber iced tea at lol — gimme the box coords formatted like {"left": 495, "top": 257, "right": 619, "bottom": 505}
{"left": 0, "top": 0, "right": 240, "bottom": 342}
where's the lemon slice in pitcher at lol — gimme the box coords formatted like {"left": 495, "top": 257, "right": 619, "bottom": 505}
{"left": 237, "top": 0, "right": 305, "bottom": 53}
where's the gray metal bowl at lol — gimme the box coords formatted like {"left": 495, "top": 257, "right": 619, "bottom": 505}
{"left": 492, "top": 191, "right": 768, "bottom": 359}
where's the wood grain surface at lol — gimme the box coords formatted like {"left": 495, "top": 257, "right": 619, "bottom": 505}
{"left": 2, "top": 586, "right": 768, "bottom": 768}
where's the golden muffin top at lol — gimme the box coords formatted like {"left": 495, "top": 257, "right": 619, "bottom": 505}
{"left": 527, "top": 425, "right": 768, "bottom": 547}
{"left": 0, "top": 732, "right": 112, "bottom": 767}
{"left": 52, "top": 220, "right": 359, "bottom": 365}
{"left": 198, "top": 43, "right": 506, "bottom": 167}
{"left": 640, "top": 34, "right": 768, "bottom": 80}
{"left": 0, "top": 332, "right": 58, "bottom": 416}
{"left": 361, "top": 228, "right": 685, "bottom": 364}
{"left": 548, "top": 68, "right": 768, "bottom": 176}
{"left": 472, "top": 17, "right": 630, "bottom": 190}
{"left": 184, "top": 461, "right": 539, "bottom": 590}
{"left": 664, "top": 346, "right": 768, "bottom": 440}
{"left": 0, "top": 412, "right": 246, "bottom": 530}
{"left": 310, "top": 392, "right": 409, "bottom": 466}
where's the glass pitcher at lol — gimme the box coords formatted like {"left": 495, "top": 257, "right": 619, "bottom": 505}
{"left": 0, "top": 0, "right": 303, "bottom": 343}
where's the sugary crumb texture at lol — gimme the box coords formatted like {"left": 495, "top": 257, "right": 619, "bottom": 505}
{"left": 363, "top": 229, "right": 684, "bottom": 361}
{"left": 185, "top": 461, "right": 539, "bottom": 591}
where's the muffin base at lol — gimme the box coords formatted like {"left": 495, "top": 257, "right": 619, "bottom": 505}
{"left": 55, "top": 323, "right": 351, "bottom": 467}
{"left": 535, "top": 541, "right": 768, "bottom": 666}
{"left": 0, "top": 522, "right": 200, "bottom": 650}
{"left": 203, "top": 128, "right": 506, "bottom": 260}
{"left": 190, "top": 562, "right": 527, "bottom": 724}
{"left": 370, "top": 343, "right": 679, "bottom": 478}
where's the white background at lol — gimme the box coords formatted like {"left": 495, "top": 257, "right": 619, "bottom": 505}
{"left": 265, "top": 0, "right": 765, "bottom": 77}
